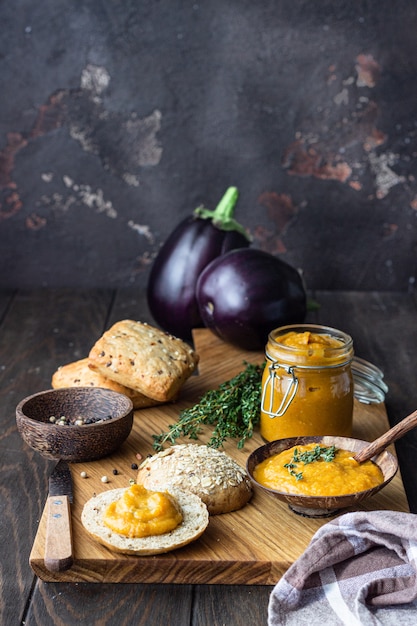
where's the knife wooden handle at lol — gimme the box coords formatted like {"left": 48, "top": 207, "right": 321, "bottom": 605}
{"left": 44, "top": 494, "right": 74, "bottom": 572}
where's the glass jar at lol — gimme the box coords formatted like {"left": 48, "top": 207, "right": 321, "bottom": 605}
{"left": 260, "top": 324, "right": 354, "bottom": 441}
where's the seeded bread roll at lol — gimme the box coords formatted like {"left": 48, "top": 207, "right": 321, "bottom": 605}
{"left": 88, "top": 320, "right": 199, "bottom": 402}
{"left": 81, "top": 487, "right": 209, "bottom": 555}
{"left": 51, "top": 358, "right": 162, "bottom": 409}
{"left": 137, "top": 444, "right": 253, "bottom": 515}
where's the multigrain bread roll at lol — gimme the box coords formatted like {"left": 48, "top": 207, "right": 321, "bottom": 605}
{"left": 137, "top": 444, "right": 253, "bottom": 515}
{"left": 88, "top": 320, "right": 199, "bottom": 402}
{"left": 51, "top": 358, "right": 162, "bottom": 409}
{"left": 81, "top": 487, "right": 209, "bottom": 555}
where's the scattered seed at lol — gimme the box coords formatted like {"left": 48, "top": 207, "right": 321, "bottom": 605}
{"left": 47, "top": 413, "right": 114, "bottom": 426}
{"left": 101, "top": 476, "right": 109, "bottom": 483}
{"left": 80, "top": 471, "right": 88, "bottom": 479}
{"left": 131, "top": 463, "right": 138, "bottom": 470}
{"left": 112, "top": 469, "right": 118, "bottom": 475}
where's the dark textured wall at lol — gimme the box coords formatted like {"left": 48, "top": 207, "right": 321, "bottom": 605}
{"left": 1, "top": 1, "right": 416, "bottom": 291}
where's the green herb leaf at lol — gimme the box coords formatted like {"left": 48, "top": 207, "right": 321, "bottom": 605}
{"left": 152, "top": 361, "right": 265, "bottom": 451}
{"left": 284, "top": 445, "right": 337, "bottom": 480}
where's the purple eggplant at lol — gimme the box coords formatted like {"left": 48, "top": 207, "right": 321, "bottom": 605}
{"left": 196, "top": 248, "right": 307, "bottom": 350}
{"left": 147, "top": 187, "right": 250, "bottom": 340}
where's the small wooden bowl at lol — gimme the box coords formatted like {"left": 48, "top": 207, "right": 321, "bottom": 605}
{"left": 16, "top": 387, "right": 134, "bottom": 462}
{"left": 246, "top": 435, "right": 398, "bottom": 517}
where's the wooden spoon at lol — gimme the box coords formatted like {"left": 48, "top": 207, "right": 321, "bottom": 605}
{"left": 354, "top": 408, "right": 417, "bottom": 463}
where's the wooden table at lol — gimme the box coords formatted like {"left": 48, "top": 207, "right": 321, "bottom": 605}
{"left": 1, "top": 288, "right": 417, "bottom": 625}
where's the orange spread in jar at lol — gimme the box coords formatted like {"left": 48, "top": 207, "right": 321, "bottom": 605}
{"left": 103, "top": 484, "right": 183, "bottom": 538}
{"left": 278, "top": 330, "right": 344, "bottom": 356}
{"left": 253, "top": 443, "right": 384, "bottom": 496}
{"left": 261, "top": 326, "right": 354, "bottom": 441}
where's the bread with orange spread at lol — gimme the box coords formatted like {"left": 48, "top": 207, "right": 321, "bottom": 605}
{"left": 81, "top": 486, "right": 209, "bottom": 555}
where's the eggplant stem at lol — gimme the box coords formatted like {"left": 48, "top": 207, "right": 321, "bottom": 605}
{"left": 194, "top": 187, "right": 251, "bottom": 240}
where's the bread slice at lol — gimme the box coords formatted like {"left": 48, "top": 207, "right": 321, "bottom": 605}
{"left": 137, "top": 444, "right": 253, "bottom": 515}
{"left": 88, "top": 320, "right": 199, "bottom": 402}
{"left": 51, "top": 358, "right": 161, "bottom": 409}
{"left": 81, "top": 487, "right": 209, "bottom": 555}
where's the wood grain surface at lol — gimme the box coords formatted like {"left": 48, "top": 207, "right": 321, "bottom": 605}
{"left": 1, "top": 289, "right": 416, "bottom": 625}
{"left": 29, "top": 329, "right": 409, "bottom": 585}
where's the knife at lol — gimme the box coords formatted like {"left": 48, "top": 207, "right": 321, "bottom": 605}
{"left": 44, "top": 460, "right": 74, "bottom": 572}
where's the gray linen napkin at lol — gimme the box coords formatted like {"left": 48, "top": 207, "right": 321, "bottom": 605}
{"left": 269, "top": 510, "right": 417, "bottom": 626}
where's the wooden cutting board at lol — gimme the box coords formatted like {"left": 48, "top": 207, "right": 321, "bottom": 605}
{"left": 30, "top": 329, "right": 409, "bottom": 584}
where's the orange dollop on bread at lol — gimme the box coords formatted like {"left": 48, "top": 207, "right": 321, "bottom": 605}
{"left": 103, "top": 483, "right": 183, "bottom": 538}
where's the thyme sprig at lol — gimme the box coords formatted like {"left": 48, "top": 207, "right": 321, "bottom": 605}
{"left": 152, "top": 361, "right": 265, "bottom": 451}
{"left": 284, "top": 444, "right": 337, "bottom": 480}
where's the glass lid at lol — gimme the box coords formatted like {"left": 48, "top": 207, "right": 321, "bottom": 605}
{"left": 352, "top": 356, "right": 388, "bottom": 404}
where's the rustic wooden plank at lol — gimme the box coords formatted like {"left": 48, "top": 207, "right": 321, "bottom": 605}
{"left": 192, "top": 585, "right": 272, "bottom": 626}
{"left": 0, "top": 289, "right": 113, "bottom": 625}
{"left": 26, "top": 581, "right": 193, "bottom": 625}
{"left": 29, "top": 328, "right": 409, "bottom": 585}
{"left": 3, "top": 288, "right": 416, "bottom": 626}
{"left": 0, "top": 289, "right": 15, "bottom": 321}
{"left": 190, "top": 290, "right": 417, "bottom": 626}
{"left": 15, "top": 288, "right": 195, "bottom": 626}
{"left": 108, "top": 288, "right": 155, "bottom": 325}
{"left": 110, "top": 290, "right": 274, "bottom": 625}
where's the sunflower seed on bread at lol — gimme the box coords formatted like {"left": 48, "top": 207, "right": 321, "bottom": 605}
{"left": 51, "top": 358, "right": 162, "bottom": 409}
{"left": 88, "top": 320, "right": 199, "bottom": 402}
{"left": 137, "top": 444, "right": 253, "bottom": 515}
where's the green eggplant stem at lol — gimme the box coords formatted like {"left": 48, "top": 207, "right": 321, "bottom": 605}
{"left": 194, "top": 187, "right": 251, "bottom": 240}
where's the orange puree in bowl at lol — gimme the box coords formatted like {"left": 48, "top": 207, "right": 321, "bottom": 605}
{"left": 103, "top": 484, "right": 183, "bottom": 538}
{"left": 253, "top": 443, "right": 384, "bottom": 496}
{"left": 261, "top": 325, "right": 354, "bottom": 441}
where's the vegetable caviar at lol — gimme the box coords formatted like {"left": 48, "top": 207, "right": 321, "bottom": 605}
{"left": 260, "top": 326, "right": 354, "bottom": 441}
{"left": 152, "top": 362, "right": 265, "bottom": 450}
{"left": 253, "top": 443, "right": 384, "bottom": 496}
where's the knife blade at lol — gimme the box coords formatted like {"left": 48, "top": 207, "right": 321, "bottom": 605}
{"left": 44, "top": 460, "right": 74, "bottom": 572}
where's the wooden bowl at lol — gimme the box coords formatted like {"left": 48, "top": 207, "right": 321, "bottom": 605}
{"left": 246, "top": 435, "right": 398, "bottom": 517}
{"left": 16, "top": 387, "right": 134, "bottom": 462}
